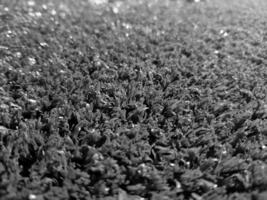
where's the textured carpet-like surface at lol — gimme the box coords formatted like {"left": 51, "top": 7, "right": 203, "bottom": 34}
{"left": 1, "top": 0, "right": 267, "bottom": 199}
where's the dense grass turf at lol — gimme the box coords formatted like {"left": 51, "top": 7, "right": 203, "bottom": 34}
{"left": 1, "top": 0, "right": 267, "bottom": 199}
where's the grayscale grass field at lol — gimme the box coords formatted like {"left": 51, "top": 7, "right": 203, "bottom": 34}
{"left": 1, "top": 0, "right": 267, "bottom": 199}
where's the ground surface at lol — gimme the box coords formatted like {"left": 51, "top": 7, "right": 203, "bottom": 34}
{"left": 1, "top": 0, "right": 267, "bottom": 199}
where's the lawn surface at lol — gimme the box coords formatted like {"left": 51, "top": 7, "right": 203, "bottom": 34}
{"left": 1, "top": 0, "right": 267, "bottom": 199}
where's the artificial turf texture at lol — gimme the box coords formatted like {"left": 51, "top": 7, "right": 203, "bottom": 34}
{"left": 1, "top": 0, "right": 267, "bottom": 199}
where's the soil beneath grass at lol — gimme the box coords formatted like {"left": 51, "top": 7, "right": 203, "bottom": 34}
{"left": 1, "top": 0, "right": 267, "bottom": 199}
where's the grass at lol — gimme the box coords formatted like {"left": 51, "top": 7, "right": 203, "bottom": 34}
{"left": 1, "top": 0, "right": 267, "bottom": 199}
